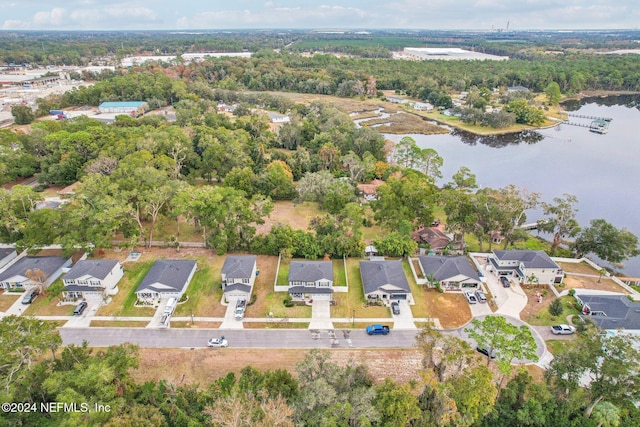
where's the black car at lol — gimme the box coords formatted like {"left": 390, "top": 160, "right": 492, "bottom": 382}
{"left": 476, "top": 346, "right": 497, "bottom": 359}
{"left": 391, "top": 301, "right": 400, "bottom": 315}
{"left": 500, "top": 276, "right": 511, "bottom": 287}
{"left": 73, "top": 301, "right": 88, "bottom": 315}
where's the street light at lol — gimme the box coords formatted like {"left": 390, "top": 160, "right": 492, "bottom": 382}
{"left": 352, "top": 309, "right": 355, "bottom": 328}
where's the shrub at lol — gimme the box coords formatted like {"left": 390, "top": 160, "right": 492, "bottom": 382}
{"left": 549, "top": 298, "right": 564, "bottom": 316}
{"left": 248, "top": 294, "right": 257, "bottom": 306}
{"left": 283, "top": 294, "right": 293, "bottom": 307}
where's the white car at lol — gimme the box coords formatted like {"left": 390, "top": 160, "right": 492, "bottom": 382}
{"left": 550, "top": 324, "right": 576, "bottom": 335}
{"left": 464, "top": 291, "right": 478, "bottom": 304}
{"left": 207, "top": 337, "right": 229, "bottom": 348}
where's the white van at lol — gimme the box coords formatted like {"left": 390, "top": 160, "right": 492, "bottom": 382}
{"left": 164, "top": 297, "right": 177, "bottom": 315}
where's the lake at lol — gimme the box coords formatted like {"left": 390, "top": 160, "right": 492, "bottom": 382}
{"left": 384, "top": 94, "right": 640, "bottom": 277}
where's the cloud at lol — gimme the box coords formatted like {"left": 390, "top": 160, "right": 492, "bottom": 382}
{"left": 33, "top": 7, "right": 66, "bottom": 26}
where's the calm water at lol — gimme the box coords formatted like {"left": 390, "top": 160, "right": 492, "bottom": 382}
{"left": 385, "top": 95, "right": 640, "bottom": 276}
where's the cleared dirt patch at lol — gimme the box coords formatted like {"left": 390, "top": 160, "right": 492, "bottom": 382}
{"left": 255, "top": 200, "right": 321, "bottom": 235}
{"left": 132, "top": 348, "right": 423, "bottom": 386}
{"left": 424, "top": 291, "right": 472, "bottom": 329}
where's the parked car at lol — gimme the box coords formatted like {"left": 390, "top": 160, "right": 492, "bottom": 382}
{"left": 476, "top": 345, "right": 497, "bottom": 359}
{"left": 22, "top": 289, "right": 39, "bottom": 304}
{"left": 500, "top": 276, "right": 511, "bottom": 287}
{"left": 464, "top": 291, "right": 478, "bottom": 304}
{"left": 551, "top": 324, "right": 576, "bottom": 335}
{"left": 391, "top": 301, "right": 400, "bottom": 315}
{"left": 207, "top": 337, "right": 229, "bottom": 348}
{"left": 475, "top": 290, "right": 487, "bottom": 303}
{"left": 234, "top": 299, "right": 246, "bottom": 320}
{"left": 73, "top": 301, "right": 88, "bottom": 315}
{"left": 431, "top": 220, "right": 440, "bottom": 227}
{"left": 366, "top": 324, "right": 390, "bottom": 335}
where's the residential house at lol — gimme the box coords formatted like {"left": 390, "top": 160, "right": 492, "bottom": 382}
{"left": 0, "top": 256, "right": 72, "bottom": 290}
{"left": 418, "top": 256, "right": 481, "bottom": 291}
{"left": 62, "top": 260, "right": 124, "bottom": 300}
{"left": 412, "top": 102, "right": 434, "bottom": 111}
{"left": 507, "top": 86, "right": 530, "bottom": 93}
{"left": 386, "top": 95, "right": 407, "bottom": 104}
{"left": 268, "top": 112, "right": 291, "bottom": 124}
{"left": 287, "top": 260, "right": 334, "bottom": 301}
{"left": 135, "top": 260, "right": 197, "bottom": 303}
{"left": 411, "top": 227, "right": 462, "bottom": 254}
{"left": 98, "top": 101, "right": 149, "bottom": 116}
{"left": 221, "top": 255, "right": 257, "bottom": 303}
{"left": 360, "top": 260, "right": 414, "bottom": 304}
{"left": 357, "top": 179, "right": 385, "bottom": 202}
{"left": 488, "top": 250, "right": 563, "bottom": 285}
{"left": 0, "top": 246, "right": 18, "bottom": 269}
{"left": 576, "top": 293, "right": 640, "bottom": 332}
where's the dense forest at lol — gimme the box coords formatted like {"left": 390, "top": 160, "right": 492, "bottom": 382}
{"left": 2, "top": 315, "right": 639, "bottom": 427}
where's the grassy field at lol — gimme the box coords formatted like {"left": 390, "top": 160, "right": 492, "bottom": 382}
{"left": 0, "top": 293, "right": 20, "bottom": 311}
{"left": 255, "top": 200, "right": 321, "bottom": 235}
{"left": 174, "top": 256, "right": 226, "bottom": 317}
{"left": 523, "top": 295, "right": 581, "bottom": 326}
{"left": 96, "top": 261, "right": 156, "bottom": 317}
{"left": 22, "top": 283, "right": 75, "bottom": 316}
{"left": 334, "top": 259, "right": 346, "bottom": 286}
{"left": 359, "top": 111, "right": 449, "bottom": 135}
{"left": 332, "top": 258, "right": 391, "bottom": 319}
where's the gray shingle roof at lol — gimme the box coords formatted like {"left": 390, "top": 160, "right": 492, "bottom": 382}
{"left": 360, "top": 260, "right": 410, "bottom": 295}
{"left": 221, "top": 255, "right": 256, "bottom": 279}
{"left": 418, "top": 256, "right": 480, "bottom": 282}
{"left": 64, "top": 260, "right": 120, "bottom": 281}
{"left": 0, "top": 247, "right": 16, "bottom": 260}
{"left": 288, "top": 261, "right": 333, "bottom": 282}
{"left": 493, "top": 250, "right": 558, "bottom": 269}
{"left": 0, "top": 256, "right": 69, "bottom": 282}
{"left": 135, "top": 260, "right": 197, "bottom": 294}
{"left": 223, "top": 283, "right": 252, "bottom": 294}
{"left": 577, "top": 294, "right": 640, "bottom": 331}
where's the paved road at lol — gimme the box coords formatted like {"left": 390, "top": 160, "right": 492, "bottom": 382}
{"left": 59, "top": 327, "right": 423, "bottom": 349}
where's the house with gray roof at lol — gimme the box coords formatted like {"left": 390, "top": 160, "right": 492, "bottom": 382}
{"left": 62, "top": 260, "right": 124, "bottom": 300}
{"left": 360, "top": 260, "right": 414, "bottom": 304}
{"left": 576, "top": 293, "right": 640, "bottom": 332}
{"left": 418, "top": 256, "right": 481, "bottom": 291}
{"left": 488, "top": 250, "right": 563, "bottom": 285}
{"left": 221, "top": 255, "right": 257, "bottom": 303}
{"left": 135, "top": 260, "right": 197, "bottom": 303}
{"left": 0, "top": 256, "right": 72, "bottom": 290}
{"left": 287, "top": 260, "right": 334, "bottom": 301}
{"left": 0, "top": 246, "right": 18, "bottom": 269}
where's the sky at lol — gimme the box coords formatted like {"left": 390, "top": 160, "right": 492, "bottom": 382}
{"left": 1, "top": 1, "right": 638, "bottom": 31}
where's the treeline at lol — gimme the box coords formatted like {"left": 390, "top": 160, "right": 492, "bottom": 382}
{"left": 2, "top": 315, "right": 640, "bottom": 427}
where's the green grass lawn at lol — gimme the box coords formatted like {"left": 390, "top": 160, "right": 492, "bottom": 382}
{"left": 276, "top": 260, "right": 290, "bottom": 286}
{"left": 526, "top": 296, "right": 582, "bottom": 326}
{"left": 546, "top": 339, "right": 579, "bottom": 355}
{"left": 333, "top": 259, "right": 346, "bottom": 286}
{"left": 96, "top": 261, "right": 156, "bottom": 317}
{"left": 23, "top": 286, "right": 76, "bottom": 316}
{"left": 402, "top": 259, "right": 429, "bottom": 318}
{"left": 331, "top": 258, "right": 390, "bottom": 319}
{"left": 173, "top": 256, "right": 226, "bottom": 317}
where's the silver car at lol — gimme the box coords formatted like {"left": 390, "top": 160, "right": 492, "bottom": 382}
{"left": 207, "top": 337, "right": 229, "bottom": 348}
{"left": 464, "top": 291, "right": 478, "bottom": 304}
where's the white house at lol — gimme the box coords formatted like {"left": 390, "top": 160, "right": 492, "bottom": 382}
{"left": 0, "top": 256, "right": 72, "bottom": 290}
{"left": 488, "top": 250, "right": 563, "bottom": 285}
{"left": 268, "top": 112, "right": 291, "bottom": 124}
{"left": 413, "top": 102, "right": 434, "bottom": 111}
{"left": 221, "top": 255, "right": 257, "bottom": 303}
{"left": 417, "top": 256, "right": 481, "bottom": 291}
{"left": 62, "top": 259, "right": 124, "bottom": 300}
{"left": 135, "top": 260, "right": 197, "bottom": 303}
{"left": 287, "top": 260, "right": 334, "bottom": 301}
{"left": 360, "top": 260, "right": 414, "bottom": 304}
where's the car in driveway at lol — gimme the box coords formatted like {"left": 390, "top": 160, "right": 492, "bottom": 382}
{"left": 475, "top": 290, "right": 487, "bottom": 303}
{"left": 22, "top": 289, "right": 39, "bottom": 304}
{"left": 464, "top": 291, "right": 478, "bottom": 304}
{"left": 73, "top": 301, "right": 88, "bottom": 315}
{"left": 207, "top": 337, "right": 229, "bottom": 348}
{"left": 391, "top": 301, "right": 400, "bottom": 315}
{"left": 500, "top": 276, "right": 511, "bottom": 287}
{"left": 476, "top": 345, "right": 496, "bottom": 359}
{"left": 551, "top": 324, "right": 576, "bottom": 335}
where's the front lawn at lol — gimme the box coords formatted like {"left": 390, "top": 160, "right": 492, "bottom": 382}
{"left": 174, "top": 256, "right": 226, "bottom": 317}
{"left": 0, "top": 293, "right": 20, "bottom": 311}
{"left": 524, "top": 294, "right": 581, "bottom": 326}
{"left": 96, "top": 261, "right": 156, "bottom": 317}
{"left": 331, "top": 258, "right": 390, "bottom": 319}
{"left": 22, "top": 281, "right": 75, "bottom": 316}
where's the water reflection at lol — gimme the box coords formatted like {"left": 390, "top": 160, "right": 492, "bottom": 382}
{"left": 452, "top": 128, "right": 545, "bottom": 148}
{"left": 563, "top": 94, "right": 640, "bottom": 111}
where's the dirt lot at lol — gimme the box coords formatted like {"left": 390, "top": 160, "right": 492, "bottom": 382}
{"left": 557, "top": 261, "right": 629, "bottom": 294}
{"left": 255, "top": 200, "right": 321, "bottom": 235}
{"left": 424, "top": 291, "right": 472, "bottom": 329}
{"left": 132, "top": 348, "right": 423, "bottom": 386}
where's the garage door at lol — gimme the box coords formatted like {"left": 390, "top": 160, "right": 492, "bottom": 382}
{"left": 390, "top": 294, "right": 407, "bottom": 300}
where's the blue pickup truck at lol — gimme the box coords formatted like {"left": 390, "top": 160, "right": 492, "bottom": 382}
{"left": 366, "top": 324, "right": 390, "bottom": 335}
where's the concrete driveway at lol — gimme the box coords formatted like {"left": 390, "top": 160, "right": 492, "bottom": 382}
{"left": 309, "top": 300, "right": 333, "bottom": 330}
{"left": 393, "top": 300, "right": 417, "bottom": 330}
{"left": 482, "top": 273, "right": 528, "bottom": 317}
{"left": 220, "top": 302, "right": 244, "bottom": 330}
{"left": 62, "top": 299, "right": 100, "bottom": 328}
